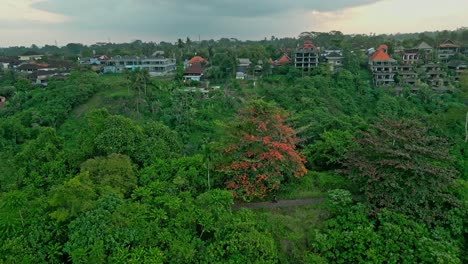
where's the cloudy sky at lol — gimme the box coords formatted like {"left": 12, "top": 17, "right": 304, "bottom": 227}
{"left": 1, "top": 0, "right": 467, "bottom": 47}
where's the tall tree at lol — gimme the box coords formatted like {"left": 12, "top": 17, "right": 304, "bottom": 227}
{"left": 342, "top": 117, "right": 460, "bottom": 224}
{"left": 220, "top": 100, "right": 307, "bottom": 200}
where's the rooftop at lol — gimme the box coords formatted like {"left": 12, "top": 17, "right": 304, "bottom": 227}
{"left": 302, "top": 40, "right": 316, "bottom": 49}
{"left": 189, "top": 56, "right": 207, "bottom": 64}
{"left": 416, "top": 41, "right": 432, "bottom": 50}
{"left": 184, "top": 62, "right": 203, "bottom": 75}
{"left": 439, "top": 39, "right": 460, "bottom": 48}
{"left": 370, "top": 50, "right": 393, "bottom": 61}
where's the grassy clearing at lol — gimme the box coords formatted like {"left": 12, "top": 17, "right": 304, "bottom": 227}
{"left": 254, "top": 203, "right": 328, "bottom": 263}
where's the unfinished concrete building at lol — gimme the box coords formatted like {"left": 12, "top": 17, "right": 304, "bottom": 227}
{"left": 398, "top": 64, "right": 418, "bottom": 86}
{"left": 369, "top": 45, "right": 397, "bottom": 86}
{"left": 294, "top": 40, "right": 319, "bottom": 72}
{"left": 422, "top": 63, "right": 444, "bottom": 87}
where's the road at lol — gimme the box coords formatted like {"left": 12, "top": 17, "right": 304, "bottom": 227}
{"left": 233, "top": 198, "right": 325, "bottom": 210}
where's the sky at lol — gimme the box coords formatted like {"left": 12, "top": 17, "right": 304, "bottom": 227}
{"left": 0, "top": 0, "right": 467, "bottom": 47}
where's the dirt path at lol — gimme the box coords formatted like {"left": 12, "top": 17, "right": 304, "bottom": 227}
{"left": 233, "top": 198, "right": 325, "bottom": 210}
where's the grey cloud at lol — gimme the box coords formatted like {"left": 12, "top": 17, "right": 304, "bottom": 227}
{"left": 31, "top": 0, "right": 381, "bottom": 41}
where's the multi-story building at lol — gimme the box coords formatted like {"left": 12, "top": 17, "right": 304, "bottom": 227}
{"left": 422, "top": 63, "right": 444, "bottom": 87}
{"left": 104, "top": 56, "right": 176, "bottom": 76}
{"left": 294, "top": 40, "right": 319, "bottom": 72}
{"left": 448, "top": 60, "right": 467, "bottom": 82}
{"left": 398, "top": 64, "right": 418, "bottom": 85}
{"left": 369, "top": 45, "right": 397, "bottom": 86}
{"left": 402, "top": 52, "right": 419, "bottom": 64}
{"left": 325, "top": 52, "right": 344, "bottom": 72}
{"left": 438, "top": 39, "right": 460, "bottom": 62}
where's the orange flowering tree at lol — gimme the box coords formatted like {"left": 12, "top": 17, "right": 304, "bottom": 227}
{"left": 220, "top": 100, "right": 307, "bottom": 200}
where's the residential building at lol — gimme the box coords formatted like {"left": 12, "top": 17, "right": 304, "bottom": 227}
{"left": 0, "top": 57, "right": 21, "bottom": 69}
{"left": 16, "top": 63, "right": 50, "bottom": 74}
{"left": 236, "top": 72, "right": 246, "bottom": 80}
{"left": 183, "top": 62, "right": 203, "bottom": 82}
{"left": 438, "top": 39, "right": 460, "bottom": 62}
{"left": 104, "top": 56, "right": 176, "bottom": 76}
{"left": 294, "top": 40, "right": 319, "bottom": 72}
{"left": 18, "top": 51, "right": 43, "bottom": 61}
{"left": 369, "top": 45, "right": 397, "bottom": 86}
{"left": 416, "top": 41, "right": 433, "bottom": 53}
{"left": 79, "top": 55, "right": 109, "bottom": 65}
{"left": 398, "top": 64, "right": 418, "bottom": 85}
{"left": 36, "top": 70, "right": 71, "bottom": 86}
{"left": 254, "top": 60, "right": 263, "bottom": 75}
{"left": 237, "top": 58, "right": 251, "bottom": 74}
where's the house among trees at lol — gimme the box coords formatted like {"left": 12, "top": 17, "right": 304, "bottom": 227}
{"left": 18, "top": 51, "right": 43, "bottom": 61}
{"left": 416, "top": 41, "right": 433, "bottom": 53}
{"left": 0, "top": 57, "right": 21, "bottom": 69}
{"left": 294, "top": 40, "right": 319, "bottom": 72}
{"left": 17, "top": 62, "right": 49, "bottom": 74}
{"left": 79, "top": 55, "right": 109, "bottom": 65}
{"left": 369, "top": 44, "right": 397, "bottom": 86}
{"left": 183, "top": 62, "right": 204, "bottom": 82}
{"left": 437, "top": 39, "right": 460, "bottom": 62}
{"left": 270, "top": 54, "right": 292, "bottom": 67}
{"left": 324, "top": 52, "right": 344, "bottom": 72}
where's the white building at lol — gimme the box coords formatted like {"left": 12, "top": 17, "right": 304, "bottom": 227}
{"left": 104, "top": 56, "right": 176, "bottom": 76}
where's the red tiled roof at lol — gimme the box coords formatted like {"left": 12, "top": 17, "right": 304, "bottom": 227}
{"left": 376, "top": 44, "right": 388, "bottom": 51}
{"left": 184, "top": 62, "right": 203, "bottom": 75}
{"left": 188, "top": 56, "right": 206, "bottom": 64}
{"left": 370, "top": 50, "right": 392, "bottom": 61}
{"left": 303, "top": 40, "right": 316, "bottom": 49}
{"left": 276, "top": 54, "right": 291, "bottom": 65}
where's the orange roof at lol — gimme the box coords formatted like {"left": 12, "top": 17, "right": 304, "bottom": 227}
{"left": 188, "top": 56, "right": 206, "bottom": 64}
{"left": 276, "top": 54, "right": 291, "bottom": 65}
{"left": 303, "top": 40, "right": 316, "bottom": 49}
{"left": 376, "top": 44, "right": 388, "bottom": 51}
{"left": 370, "top": 50, "right": 392, "bottom": 61}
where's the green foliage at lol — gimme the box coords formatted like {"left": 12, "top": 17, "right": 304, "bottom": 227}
{"left": 81, "top": 153, "right": 137, "bottom": 195}
{"left": 309, "top": 203, "right": 462, "bottom": 263}
{"left": 1, "top": 34, "right": 467, "bottom": 262}
{"left": 14, "top": 127, "right": 66, "bottom": 189}
{"left": 304, "top": 129, "right": 356, "bottom": 169}
{"left": 139, "top": 155, "right": 208, "bottom": 194}
{"left": 342, "top": 117, "right": 461, "bottom": 225}
{"left": 48, "top": 172, "right": 97, "bottom": 222}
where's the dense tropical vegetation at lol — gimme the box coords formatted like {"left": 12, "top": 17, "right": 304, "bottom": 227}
{"left": 0, "top": 29, "right": 467, "bottom": 263}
